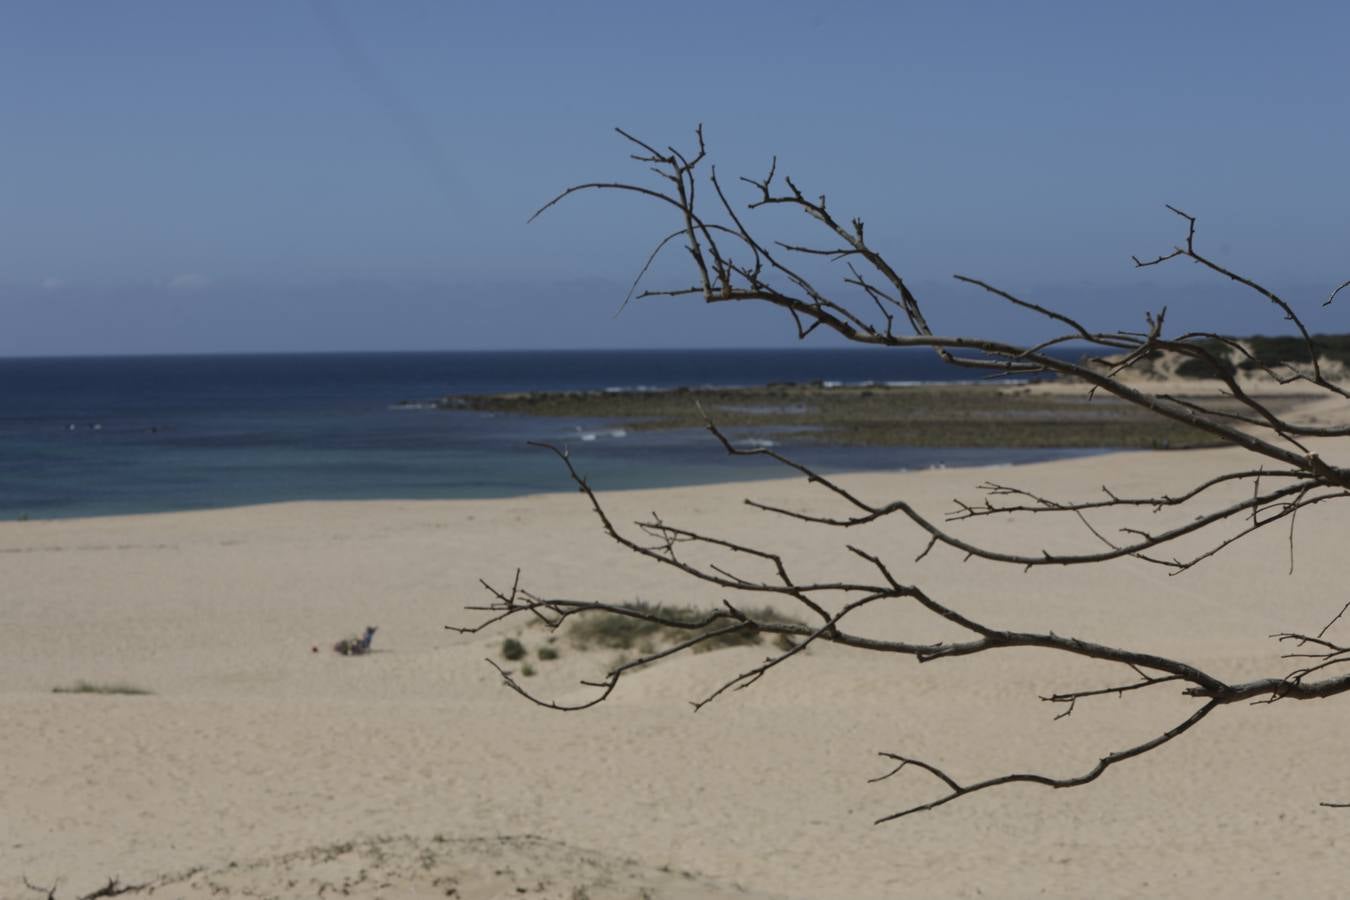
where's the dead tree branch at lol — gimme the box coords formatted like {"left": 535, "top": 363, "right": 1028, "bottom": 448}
{"left": 22, "top": 877, "right": 151, "bottom": 900}
{"left": 462, "top": 128, "right": 1350, "bottom": 822}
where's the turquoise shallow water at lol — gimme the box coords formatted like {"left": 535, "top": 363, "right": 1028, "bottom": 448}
{"left": 0, "top": 348, "right": 1099, "bottom": 520}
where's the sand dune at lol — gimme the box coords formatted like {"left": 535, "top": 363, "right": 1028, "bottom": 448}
{"left": 36, "top": 833, "right": 781, "bottom": 900}
{"left": 5, "top": 438, "right": 1350, "bottom": 898}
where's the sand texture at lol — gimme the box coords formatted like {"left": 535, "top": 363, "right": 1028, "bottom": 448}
{"left": 6, "top": 432, "right": 1350, "bottom": 898}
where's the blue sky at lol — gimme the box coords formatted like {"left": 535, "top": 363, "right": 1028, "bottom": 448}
{"left": 2, "top": 1, "right": 1348, "bottom": 355}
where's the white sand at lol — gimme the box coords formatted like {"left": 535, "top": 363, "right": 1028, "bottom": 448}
{"left": 5, "top": 438, "right": 1350, "bottom": 898}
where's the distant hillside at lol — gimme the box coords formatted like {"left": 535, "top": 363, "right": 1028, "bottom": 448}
{"left": 1168, "top": 334, "right": 1350, "bottom": 379}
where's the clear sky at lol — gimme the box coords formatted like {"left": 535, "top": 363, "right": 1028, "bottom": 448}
{"left": 3, "top": 1, "right": 1348, "bottom": 355}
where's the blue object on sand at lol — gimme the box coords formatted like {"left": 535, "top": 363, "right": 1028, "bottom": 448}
{"left": 333, "top": 626, "right": 378, "bottom": 656}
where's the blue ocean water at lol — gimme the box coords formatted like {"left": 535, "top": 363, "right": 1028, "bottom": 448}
{"left": 0, "top": 348, "right": 1096, "bottom": 520}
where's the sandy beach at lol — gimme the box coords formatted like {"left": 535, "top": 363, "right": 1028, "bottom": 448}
{"left": 6, "top": 435, "right": 1350, "bottom": 898}
{"left": 8, "top": 1, "right": 1346, "bottom": 895}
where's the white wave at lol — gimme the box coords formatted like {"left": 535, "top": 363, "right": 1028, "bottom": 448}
{"left": 571, "top": 426, "right": 628, "bottom": 442}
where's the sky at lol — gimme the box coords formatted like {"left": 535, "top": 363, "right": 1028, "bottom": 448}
{"left": 2, "top": 1, "right": 1348, "bottom": 356}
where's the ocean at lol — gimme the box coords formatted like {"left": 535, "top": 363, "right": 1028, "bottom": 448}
{"left": 0, "top": 348, "right": 1096, "bottom": 520}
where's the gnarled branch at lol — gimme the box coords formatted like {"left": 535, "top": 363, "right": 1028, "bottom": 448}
{"left": 460, "top": 128, "right": 1350, "bottom": 822}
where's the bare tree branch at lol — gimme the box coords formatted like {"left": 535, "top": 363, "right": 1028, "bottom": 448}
{"left": 458, "top": 127, "right": 1350, "bottom": 822}
{"left": 1327, "top": 278, "right": 1350, "bottom": 307}
{"left": 868, "top": 700, "right": 1221, "bottom": 823}
{"left": 22, "top": 877, "right": 151, "bottom": 900}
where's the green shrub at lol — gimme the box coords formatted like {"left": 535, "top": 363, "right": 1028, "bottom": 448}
{"left": 537, "top": 645, "right": 559, "bottom": 661}
{"left": 567, "top": 601, "right": 805, "bottom": 653}
{"left": 521, "top": 663, "right": 537, "bottom": 677}
{"left": 501, "top": 637, "right": 527, "bottom": 661}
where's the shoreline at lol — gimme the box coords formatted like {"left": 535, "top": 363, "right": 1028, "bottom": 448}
{"left": 5, "top": 440, "right": 1122, "bottom": 523}
{"left": 12, "top": 351, "right": 1338, "bottom": 523}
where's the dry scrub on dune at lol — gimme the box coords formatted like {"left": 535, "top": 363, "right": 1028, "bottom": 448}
{"left": 50, "top": 681, "right": 152, "bottom": 696}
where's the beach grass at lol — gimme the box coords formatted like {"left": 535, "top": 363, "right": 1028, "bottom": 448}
{"left": 52, "top": 680, "right": 153, "bottom": 696}
{"left": 567, "top": 601, "right": 803, "bottom": 653}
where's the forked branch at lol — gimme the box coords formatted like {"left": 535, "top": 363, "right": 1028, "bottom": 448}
{"left": 472, "top": 128, "right": 1350, "bottom": 821}
{"left": 457, "top": 430, "right": 1350, "bottom": 821}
